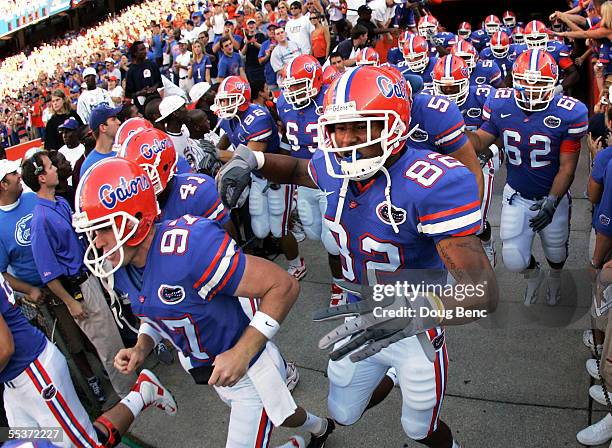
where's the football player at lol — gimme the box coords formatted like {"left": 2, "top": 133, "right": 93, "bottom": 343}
{"left": 417, "top": 15, "right": 456, "bottom": 56}
{"left": 74, "top": 158, "right": 335, "bottom": 448}
{"left": 451, "top": 38, "right": 503, "bottom": 87}
{"left": 216, "top": 65, "right": 497, "bottom": 448}
{"left": 467, "top": 49, "right": 588, "bottom": 305}
{"left": 215, "top": 76, "right": 308, "bottom": 281}
{"left": 470, "top": 15, "right": 511, "bottom": 52}
{"left": 0, "top": 272, "right": 177, "bottom": 448}
{"left": 431, "top": 55, "right": 499, "bottom": 266}
{"left": 457, "top": 22, "right": 472, "bottom": 41}
{"left": 511, "top": 26, "right": 525, "bottom": 45}
{"left": 387, "top": 30, "right": 413, "bottom": 66}
{"left": 277, "top": 55, "right": 345, "bottom": 306}
{"left": 479, "top": 31, "right": 515, "bottom": 81}
{"left": 510, "top": 20, "right": 579, "bottom": 94}
{"left": 398, "top": 35, "right": 438, "bottom": 89}
{"left": 355, "top": 47, "right": 380, "bottom": 66}
{"left": 502, "top": 10, "right": 518, "bottom": 30}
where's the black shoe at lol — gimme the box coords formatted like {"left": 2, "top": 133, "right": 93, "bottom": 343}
{"left": 154, "top": 341, "right": 175, "bottom": 365}
{"left": 307, "top": 418, "right": 335, "bottom": 448}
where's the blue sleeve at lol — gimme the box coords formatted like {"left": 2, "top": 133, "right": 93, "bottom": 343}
{"left": 258, "top": 41, "right": 268, "bottom": 58}
{"left": 488, "top": 64, "right": 503, "bottom": 87}
{"left": 31, "top": 216, "right": 64, "bottom": 284}
{"left": 190, "top": 220, "right": 246, "bottom": 300}
{"left": 480, "top": 96, "right": 500, "bottom": 137}
{"left": 307, "top": 150, "right": 325, "bottom": 189}
{"left": 244, "top": 109, "right": 275, "bottom": 143}
{"left": 417, "top": 157, "right": 481, "bottom": 243}
{"left": 592, "top": 148, "right": 612, "bottom": 184}
{"left": 218, "top": 57, "right": 228, "bottom": 78}
{"left": 176, "top": 155, "right": 192, "bottom": 174}
{"left": 595, "top": 167, "right": 612, "bottom": 237}
{"left": 565, "top": 101, "right": 589, "bottom": 142}
{"left": 192, "top": 174, "right": 230, "bottom": 225}
{"left": 0, "top": 240, "right": 9, "bottom": 273}
{"left": 431, "top": 100, "right": 468, "bottom": 153}
{"left": 204, "top": 55, "right": 212, "bottom": 69}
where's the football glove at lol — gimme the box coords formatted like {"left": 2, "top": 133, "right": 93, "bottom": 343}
{"left": 529, "top": 195, "right": 558, "bottom": 232}
{"left": 216, "top": 144, "right": 257, "bottom": 209}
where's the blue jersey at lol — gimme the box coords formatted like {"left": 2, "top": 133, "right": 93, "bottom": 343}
{"left": 481, "top": 89, "right": 588, "bottom": 199}
{"left": 176, "top": 155, "right": 192, "bottom": 175}
{"left": 277, "top": 89, "right": 324, "bottom": 159}
{"left": 595, "top": 160, "right": 612, "bottom": 237}
{"left": 307, "top": 148, "right": 481, "bottom": 286}
{"left": 459, "top": 85, "right": 496, "bottom": 131}
{"left": 479, "top": 46, "right": 515, "bottom": 79}
{"left": 0, "top": 192, "right": 42, "bottom": 286}
{"left": 589, "top": 147, "right": 612, "bottom": 227}
{"left": 470, "top": 29, "right": 489, "bottom": 52}
{"left": 192, "top": 56, "right": 212, "bottom": 84}
{"left": 386, "top": 47, "right": 403, "bottom": 65}
{"left": 409, "top": 93, "right": 469, "bottom": 155}
{"left": 397, "top": 57, "right": 437, "bottom": 88}
{"left": 470, "top": 59, "right": 502, "bottom": 87}
{"left": 219, "top": 104, "right": 280, "bottom": 154}
{"left": 0, "top": 274, "right": 47, "bottom": 383}
{"left": 123, "top": 216, "right": 252, "bottom": 370}
{"left": 432, "top": 32, "right": 457, "bottom": 49}
{"left": 159, "top": 173, "right": 229, "bottom": 225}
{"left": 511, "top": 41, "right": 573, "bottom": 71}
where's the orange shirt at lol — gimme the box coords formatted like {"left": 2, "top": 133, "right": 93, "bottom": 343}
{"left": 311, "top": 28, "right": 327, "bottom": 58}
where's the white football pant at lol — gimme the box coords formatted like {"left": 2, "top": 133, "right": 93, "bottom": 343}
{"left": 296, "top": 185, "right": 340, "bottom": 255}
{"left": 249, "top": 175, "right": 295, "bottom": 239}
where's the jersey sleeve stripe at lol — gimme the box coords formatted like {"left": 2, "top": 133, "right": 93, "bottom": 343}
{"left": 249, "top": 129, "right": 273, "bottom": 141}
{"left": 203, "top": 198, "right": 222, "bottom": 217}
{"left": 569, "top": 121, "right": 588, "bottom": 127}
{"left": 437, "top": 130, "right": 464, "bottom": 147}
{"left": 193, "top": 233, "right": 231, "bottom": 288}
{"left": 207, "top": 203, "right": 226, "bottom": 221}
{"left": 197, "top": 239, "right": 239, "bottom": 300}
{"left": 418, "top": 210, "right": 482, "bottom": 235}
{"left": 207, "top": 250, "right": 241, "bottom": 300}
{"left": 568, "top": 125, "right": 588, "bottom": 134}
{"left": 419, "top": 199, "right": 481, "bottom": 222}
{"left": 435, "top": 121, "right": 463, "bottom": 140}
{"left": 452, "top": 223, "right": 481, "bottom": 237}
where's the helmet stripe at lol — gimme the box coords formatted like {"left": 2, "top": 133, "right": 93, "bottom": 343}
{"left": 286, "top": 57, "right": 295, "bottom": 78}
{"left": 530, "top": 48, "right": 539, "bottom": 72}
{"left": 409, "top": 37, "right": 414, "bottom": 53}
{"left": 445, "top": 54, "right": 453, "bottom": 77}
{"left": 219, "top": 77, "right": 229, "bottom": 91}
{"left": 341, "top": 66, "right": 359, "bottom": 103}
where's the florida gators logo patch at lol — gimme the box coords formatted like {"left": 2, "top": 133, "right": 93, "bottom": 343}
{"left": 42, "top": 384, "right": 57, "bottom": 401}
{"left": 376, "top": 202, "right": 407, "bottom": 226}
{"left": 432, "top": 331, "right": 445, "bottom": 351}
{"left": 158, "top": 284, "right": 186, "bottom": 305}
{"left": 544, "top": 115, "right": 561, "bottom": 129}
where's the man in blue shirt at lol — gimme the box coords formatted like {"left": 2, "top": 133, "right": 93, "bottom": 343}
{"left": 216, "top": 36, "right": 247, "bottom": 82}
{"left": 22, "top": 151, "right": 135, "bottom": 399}
{"left": 0, "top": 158, "right": 109, "bottom": 403}
{"left": 80, "top": 104, "right": 122, "bottom": 178}
{"left": 258, "top": 22, "right": 280, "bottom": 90}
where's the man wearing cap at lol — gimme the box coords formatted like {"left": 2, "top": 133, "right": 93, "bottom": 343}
{"left": 0, "top": 159, "right": 108, "bottom": 404}
{"left": 242, "top": 18, "right": 266, "bottom": 83}
{"left": 79, "top": 104, "right": 122, "bottom": 178}
{"left": 286, "top": 1, "right": 314, "bottom": 55}
{"left": 108, "top": 76, "right": 124, "bottom": 105}
{"left": 212, "top": 21, "right": 244, "bottom": 53}
{"left": 258, "top": 22, "right": 280, "bottom": 90}
{"left": 175, "top": 40, "right": 194, "bottom": 93}
{"left": 57, "top": 117, "right": 85, "bottom": 177}
{"left": 76, "top": 67, "right": 113, "bottom": 125}
{"left": 21, "top": 151, "right": 136, "bottom": 399}
{"left": 105, "top": 58, "right": 122, "bottom": 81}
{"left": 356, "top": 4, "right": 398, "bottom": 45}
{"left": 216, "top": 36, "right": 247, "bottom": 82}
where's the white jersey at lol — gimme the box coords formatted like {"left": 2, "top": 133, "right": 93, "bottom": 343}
{"left": 76, "top": 88, "right": 113, "bottom": 124}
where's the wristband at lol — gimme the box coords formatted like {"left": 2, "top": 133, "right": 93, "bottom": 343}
{"left": 253, "top": 150, "right": 265, "bottom": 169}
{"left": 249, "top": 311, "right": 280, "bottom": 340}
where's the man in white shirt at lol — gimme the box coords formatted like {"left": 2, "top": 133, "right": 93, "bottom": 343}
{"left": 270, "top": 27, "right": 302, "bottom": 86}
{"left": 104, "top": 58, "right": 122, "bottom": 80}
{"left": 285, "top": 1, "right": 314, "bottom": 54}
{"left": 175, "top": 40, "right": 194, "bottom": 94}
{"left": 57, "top": 117, "right": 85, "bottom": 186}
{"left": 76, "top": 67, "right": 113, "bottom": 124}
{"left": 107, "top": 76, "right": 124, "bottom": 105}
{"left": 369, "top": 0, "right": 400, "bottom": 29}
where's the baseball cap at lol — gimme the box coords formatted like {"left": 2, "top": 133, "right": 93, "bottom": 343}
{"left": 247, "top": 17, "right": 256, "bottom": 24}
{"left": 108, "top": 75, "right": 118, "bottom": 82}
{"left": 290, "top": 1, "right": 302, "bottom": 8}
{"left": 83, "top": 67, "right": 97, "bottom": 78}
{"left": 105, "top": 57, "right": 115, "bottom": 64}
{"left": 236, "top": 10, "right": 245, "bottom": 15}
{"left": 0, "top": 159, "right": 21, "bottom": 181}
{"left": 267, "top": 22, "right": 279, "bottom": 29}
{"left": 224, "top": 20, "right": 234, "bottom": 26}
{"left": 189, "top": 82, "right": 211, "bottom": 104}
{"left": 179, "top": 39, "right": 188, "bottom": 44}
{"left": 58, "top": 117, "right": 80, "bottom": 131}
{"left": 156, "top": 95, "right": 186, "bottom": 122}
{"left": 89, "top": 104, "right": 123, "bottom": 131}
{"left": 357, "top": 5, "right": 371, "bottom": 13}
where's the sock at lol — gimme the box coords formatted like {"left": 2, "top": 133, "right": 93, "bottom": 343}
{"left": 288, "top": 257, "right": 302, "bottom": 267}
{"left": 386, "top": 367, "right": 398, "bottom": 386}
{"left": 120, "top": 390, "right": 145, "bottom": 418}
{"left": 298, "top": 412, "right": 326, "bottom": 436}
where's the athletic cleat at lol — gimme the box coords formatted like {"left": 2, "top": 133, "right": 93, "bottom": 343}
{"left": 154, "top": 341, "right": 175, "bottom": 365}
{"left": 523, "top": 263, "right": 545, "bottom": 306}
{"left": 586, "top": 359, "right": 601, "bottom": 380}
{"left": 546, "top": 270, "right": 561, "bottom": 306}
{"left": 87, "top": 376, "right": 106, "bottom": 403}
{"left": 329, "top": 283, "right": 347, "bottom": 307}
{"left": 583, "top": 329, "right": 604, "bottom": 353}
{"left": 132, "top": 369, "right": 177, "bottom": 416}
{"left": 589, "top": 384, "right": 610, "bottom": 406}
{"left": 306, "top": 418, "right": 335, "bottom": 448}
{"left": 285, "top": 361, "right": 300, "bottom": 392}
{"left": 281, "top": 436, "right": 305, "bottom": 448}
{"left": 287, "top": 258, "right": 308, "bottom": 281}
{"left": 577, "top": 413, "right": 612, "bottom": 445}
{"left": 481, "top": 236, "right": 496, "bottom": 268}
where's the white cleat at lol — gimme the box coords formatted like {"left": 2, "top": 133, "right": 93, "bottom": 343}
{"left": 132, "top": 369, "right": 177, "bottom": 416}
{"left": 329, "top": 283, "right": 347, "bottom": 307}
{"left": 587, "top": 359, "right": 601, "bottom": 380}
{"left": 524, "top": 263, "right": 545, "bottom": 306}
{"left": 583, "top": 329, "right": 604, "bottom": 354}
{"left": 590, "top": 384, "right": 611, "bottom": 406}
{"left": 546, "top": 270, "right": 562, "bottom": 306}
{"left": 285, "top": 361, "right": 300, "bottom": 392}
{"left": 287, "top": 258, "right": 308, "bottom": 281}
{"left": 577, "top": 413, "right": 612, "bottom": 445}
{"left": 481, "top": 237, "right": 496, "bottom": 268}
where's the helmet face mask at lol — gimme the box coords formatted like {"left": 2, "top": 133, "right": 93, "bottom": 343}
{"left": 491, "top": 32, "right": 510, "bottom": 58}
{"left": 434, "top": 78, "right": 469, "bottom": 106}
{"left": 503, "top": 12, "right": 516, "bottom": 28}
{"left": 432, "top": 55, "right": 470, "bottom": 107}
{"left": 485, "top": 16, "right": 501, "bottom": 36}
{"left": 282, "top": 55, "right": 322, "bottom": 110}
{"left": 283, "top": 77, "right": 316, "bottom": 109}
{"left": 402, "top": 37, "right": 429, "bottom": 72}
{"left": 525, "top": 21, "right": 549, "bottom": 49}
{"left": 512, "top": 50, "right": 558, "bottom": 112}
{"left": 214, "top": 92, "right": 246, "bottom": 119}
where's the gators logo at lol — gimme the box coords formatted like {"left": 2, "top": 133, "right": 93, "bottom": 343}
{"left": 409, "top": 128, "right": 429, "bottom": 143}
{"left": 99, "top": 175, "right": 151, "bottom": 209}
{"left": 158, "top": 284, "right": 186, "bottom": 305}
{"left": 15, "top": 213, "right": 33, "bottom": 247}
{"left": 432, "top": 331, "right": 445, "bottom": 351}
{"left": 42, "top": 384, "right": 57, "bottom": 401}
{"left": 376, "top": 202, "right": 407, "bottom": 226}
{"left": 544, "top": 115, "right": 561, "bottom": 129}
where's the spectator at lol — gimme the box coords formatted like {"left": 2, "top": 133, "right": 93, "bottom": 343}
{"left": 328, "top": 0, "right": 347, "bottom": 37}
{"left": 104, "top": 58, "right": 122, "bottom": 82}
{"left": 310, "top": 14, "right": 331, "bottom": 65}
{"left": 333, "top": 24, "right": 369, "bottom": 67}
{"left": 43, "top": 89, "right": 82, "bottom": 152}
{"left": 125, "top": 40, "right": 163, "bottom": 113}
{"left": 210, "top": 2, "right": 227, "bottom": 38}
{"left": 108, "top": 76, "right": 124, "bottom": 105}
{"left": 329, "top": 51, "right": 347, "bottom": 74}
{"left": 212, "top": 21, "right": 244, "bottom": 52}
{"left": 57, "top": 117, "right": 86, "bottom": 178}
{"left": 49, "top": 151, "right": 75, "bottom": 208}
{"left": 21, "top": 150, "right": 136, "bottom": 399}
{"left": 76, "top": 67, "right": 113, "bottom": 125}
{"left": 151, "top": 22, "right": 165, "bottom": 68}
{"left": 277, "top": 1, "right": 290, "bottom": 24}
{"left": 271, "top": 27, "right": 302, "bottom": 85}
{"left": 175, "top": 40, "right": 194, "bottom": 93}
{"left": 0, "top": 158, "right": 107, "bottom": 404}
{"left": 30, "top": 93, "right": 45, "bottom": 140}
{"left": 242, "top": 18, "right": 267, "bottom": 83}
{"left": 368, "top": 0, "right": 400, "bottom": 41}
{"left": 183, "top": 19, "right": 198, "bottom": 43}
{"left": 198, "top": 30, "right": 218, "bottom": 79}
{"left": 217, "top": 36, "right": 247, "bottom": 81}
{"left": 80, "top": 104, "right": 122, "bottom": 178}
{"left": 263, "top": 1, "right": 276, "bottom": 23}
{"left": 259, "top": 22, "right": 280, "bottom": 90}
{"left": 190, "top": 41, "right": 213, "bottom": 84}
{"left": 286, "top": 1, "right": 314, "bottom": 55}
